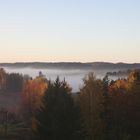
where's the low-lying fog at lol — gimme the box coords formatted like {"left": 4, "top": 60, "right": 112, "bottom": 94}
{"left": 3, "top": 67, "right": 126, "bottom": 92}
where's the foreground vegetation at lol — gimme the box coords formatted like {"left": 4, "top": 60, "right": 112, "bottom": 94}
{"left": 0, "top": 68, "right": 140, "bottom": 140}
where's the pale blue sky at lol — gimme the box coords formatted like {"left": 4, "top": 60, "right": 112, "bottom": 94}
{"left": 0, "top": 0, "right": 140, "bottom": 63}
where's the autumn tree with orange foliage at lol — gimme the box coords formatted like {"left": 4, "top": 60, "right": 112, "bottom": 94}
{"left": 108, "top": 70, "right": 140, "bottom": 140}
{"left": 20, "top": 73, "right": 48, "bottom": 131}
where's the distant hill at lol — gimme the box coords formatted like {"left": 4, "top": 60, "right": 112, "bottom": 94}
{"left": 0, "top": 62, "right": 140, "bottom": 70}
{"left": 90, "top": 62, "right": 140, "bottom": 70}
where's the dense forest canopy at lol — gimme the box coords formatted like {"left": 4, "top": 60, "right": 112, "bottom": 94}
{"left": 0, "top": 68, "right": 140, "bottom": 140}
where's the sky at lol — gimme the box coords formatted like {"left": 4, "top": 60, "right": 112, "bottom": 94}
{"left": 0, "top": 0, "right": 140, "bottom": 63}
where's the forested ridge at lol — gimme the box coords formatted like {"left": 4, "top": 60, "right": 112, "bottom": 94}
{"left": 0, "top": 62, "right": 140, "bottom": 69}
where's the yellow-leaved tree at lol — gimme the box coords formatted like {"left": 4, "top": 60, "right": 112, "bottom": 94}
{"left": 79, "top": 73, "right": 105, "bottom": 140}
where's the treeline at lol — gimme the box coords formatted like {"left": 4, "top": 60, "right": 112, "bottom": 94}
{"left": 106, "top": 69, "right": 140, "bottom": 77}
{"left": 0, "top": 68, "right": 30, "bottom": 92}
{"left": 0, "top": 69, "right": 140, "bottom": 140}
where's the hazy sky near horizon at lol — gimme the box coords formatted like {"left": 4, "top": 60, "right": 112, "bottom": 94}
{"left": 0, "top": 0, "right": 140, "bottom": 63}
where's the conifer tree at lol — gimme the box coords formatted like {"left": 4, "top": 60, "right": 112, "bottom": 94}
{"left": 34, "top": 77, "right": 84, "bottom": 140}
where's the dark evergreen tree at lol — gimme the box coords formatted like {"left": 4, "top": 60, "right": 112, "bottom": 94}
{"left": 34, "top": 77, "right": 84, "bottom": 140}
{"left": 102, "top": 75, "right": 112, "bottom": 140}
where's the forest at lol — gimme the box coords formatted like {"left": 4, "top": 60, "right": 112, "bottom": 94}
{"left": 0, "top": 68, "right": 140, "bottom": 140}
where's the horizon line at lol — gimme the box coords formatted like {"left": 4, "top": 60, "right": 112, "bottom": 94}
{"left": 0, "top": 61, "right": 140, "bottom": 64}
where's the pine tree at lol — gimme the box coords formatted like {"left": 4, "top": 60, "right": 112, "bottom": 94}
{"left": 34, "top": 77, "right": 84, "bottom": 140}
